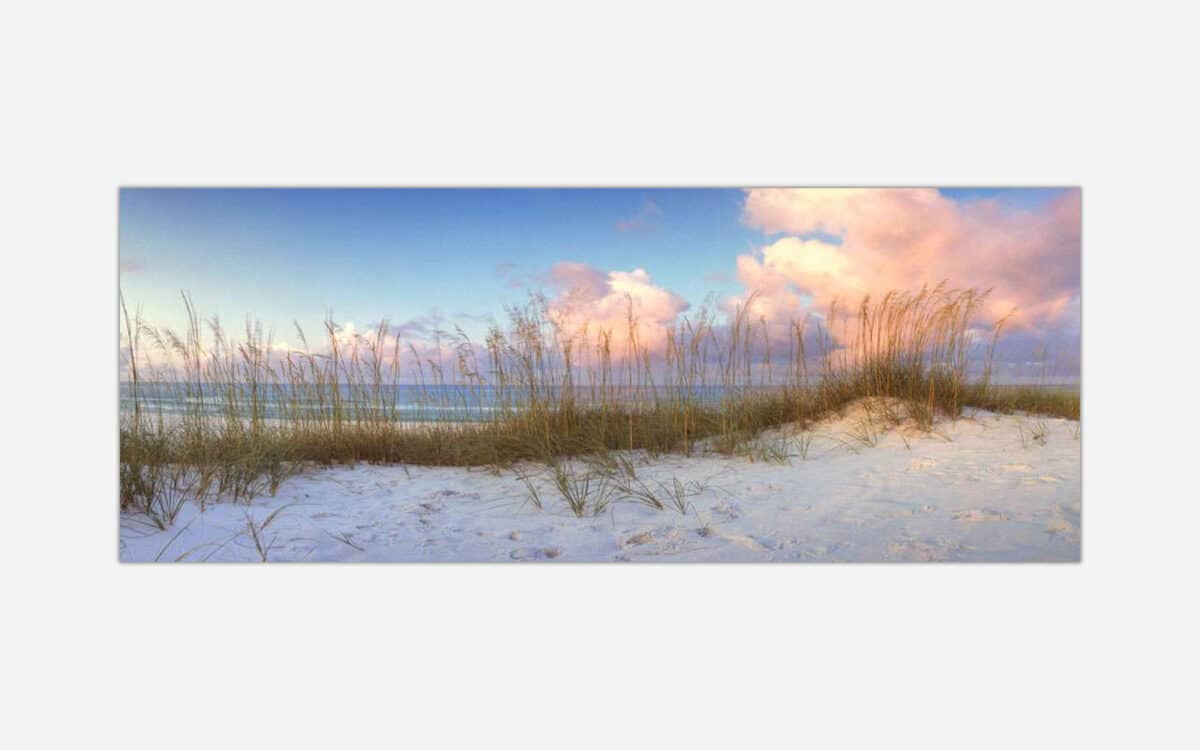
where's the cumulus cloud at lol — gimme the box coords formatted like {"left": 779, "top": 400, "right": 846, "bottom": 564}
{"left": 737, "top": 188, "right": 1081, "bottom": 334}
{"left": 318, "top": 318, "right": 460, "bottom": 372}
{"left": 541, "top": 262, "right": 689, "bottom": 352}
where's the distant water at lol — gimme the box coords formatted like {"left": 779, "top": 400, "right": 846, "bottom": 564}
{"left": 119, "top": 380, "right": 1077, "bottom": 424}
{"left": 119, "top": 383, "right": 732, "bottom": 423}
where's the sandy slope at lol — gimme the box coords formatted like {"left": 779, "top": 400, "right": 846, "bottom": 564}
{"left": 120, "top": 407, "right": 1081, "bottom": 563}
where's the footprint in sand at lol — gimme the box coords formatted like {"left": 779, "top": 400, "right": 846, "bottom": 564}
{"left": 888, "top": 538, "right": 960, "bottom": 561}
{"left": 889, "top": 540, "right": 939, "bottom": 561}
{"left": 510, "top": 547, "right": 562, "bottom": 560}
{"left": 753, "top": 536, "right": 784, "bottom": 551}
{"left": 726, "top": 534, "right": 767, "bottom": 552}
{"left": 709, "top": 500, "right": 742, "bottom": 520}
{"left": 907, "top": 457, "right": 938, "bottom": 472}
{"left": 1046, "top": 517, "right": 1076, "bottom": 536}
{"left": 1046, "top": 503, "right": 1081, "bottom": 542}
{"left": 951, "top": 508, "right": 1007, "bottom": 522}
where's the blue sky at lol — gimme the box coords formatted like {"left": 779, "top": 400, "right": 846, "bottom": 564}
{"left": 119, "top": 187, "right": 1079, "bottom": 360}
{"left": 120, "top": 188, "right": 762, "bottom": 337}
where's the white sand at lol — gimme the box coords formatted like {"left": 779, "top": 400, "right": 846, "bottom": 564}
{"left": 120, "top": 405, "right": 1081, "bottom": 562}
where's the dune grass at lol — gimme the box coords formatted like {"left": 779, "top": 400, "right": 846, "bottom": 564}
{"left": 961, "top": 383, "right": 1079, "bottom": 420}
{"left": 120, "top": 284, "right": 1078, "bottom": 526}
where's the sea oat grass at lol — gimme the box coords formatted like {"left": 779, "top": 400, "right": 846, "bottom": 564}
{"left": 961, "top": 383, "right": 1080, "bottom": 420}
{"left": 119, "top": 284, "right": 1077, "bottom": 524}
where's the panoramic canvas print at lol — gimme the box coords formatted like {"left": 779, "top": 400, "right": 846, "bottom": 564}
{"left": 119, "top": 187, "right": 1081, "bottom": 562}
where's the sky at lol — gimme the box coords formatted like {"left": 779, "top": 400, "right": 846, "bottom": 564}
{"left": 119, "top": 187, "right": 1081, "bottom": 377}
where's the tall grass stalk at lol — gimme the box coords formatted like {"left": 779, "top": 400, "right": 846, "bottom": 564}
{"left": 120, "top": 284, "right": 1078, "bottom": 524}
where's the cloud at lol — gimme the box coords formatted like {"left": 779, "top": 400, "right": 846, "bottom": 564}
{"left": 616, "top": 199, "right": 663, "bottom": 233}
{"left": 541, "top": 262, "right": 689, "bottom": 353}
{"left": 120, "top": 258, "right": 146, "bottom": 273}
{"left": 391, "top": 312, "right": 444, "bottom": 342}
{"left": 736, "top": 188, "right": 1081, "bottom": 335}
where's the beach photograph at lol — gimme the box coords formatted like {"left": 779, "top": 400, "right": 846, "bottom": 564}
{"left": 10, "top": 3, "right": 1200, "bottom": 748}
{"left": 119, "top": 187, "right": 1081, "bottom": 562}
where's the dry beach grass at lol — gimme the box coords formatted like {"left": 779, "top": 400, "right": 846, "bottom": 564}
{"left": 120, "top": 284, "right": 1080, "bottom": 528}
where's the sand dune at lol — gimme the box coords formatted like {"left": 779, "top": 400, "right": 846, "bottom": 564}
{"left": 120, "top": 407, "right": 1080, "bottom": 563}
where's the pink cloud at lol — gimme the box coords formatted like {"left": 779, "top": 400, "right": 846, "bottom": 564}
{"left": 542, "top": 261, "right": 689, "bottom": 354}
{"left": 737, "top": 188, "right": 1081, "bottom": 334}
